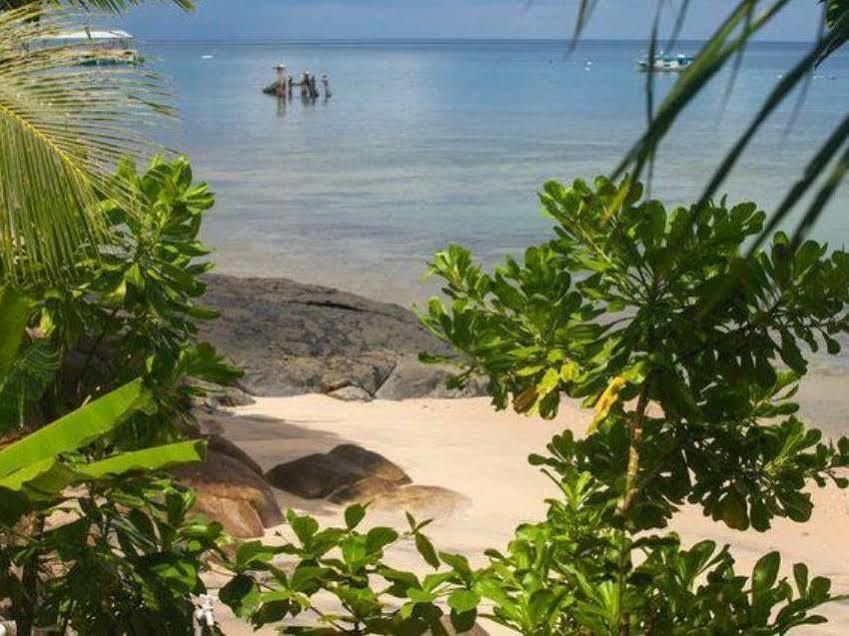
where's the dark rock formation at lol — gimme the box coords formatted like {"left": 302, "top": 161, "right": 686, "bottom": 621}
{"left": 264, "top": 444, "right": 411, "bottom": 500}
{"left": 199, "top": 274, "right": 484, "bottom": 400}
{"left": 328, "top": 444, "right": 412, "bottom": 484}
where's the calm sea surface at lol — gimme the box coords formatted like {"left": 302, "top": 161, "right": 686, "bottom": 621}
{"left": 145, "top": 39, "right": 849, "bottom": 309}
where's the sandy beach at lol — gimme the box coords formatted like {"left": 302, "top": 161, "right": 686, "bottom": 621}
{"left": 212, "top": 377, "right": 849, "bottom": 635}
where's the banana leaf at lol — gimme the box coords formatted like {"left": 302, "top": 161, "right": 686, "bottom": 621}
{"left": 0, "top": 378, "right": 153, "bottom": 479}
{"left": 0, "top": 287, "right": 33, "bottom": 385}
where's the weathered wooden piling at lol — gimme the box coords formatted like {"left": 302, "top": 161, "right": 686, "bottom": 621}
{"left": 262, "top": 67, "right": 330, "bottom": 100}
{"left": 262, "top": 64, "right": 289, "bottom": 97}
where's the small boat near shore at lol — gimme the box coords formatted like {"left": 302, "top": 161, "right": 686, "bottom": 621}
{"left": 39, "top": 29, "right": 143, "bottom": 66}
{"left": 637, "top": 52, "right": 694, "bottom": 72}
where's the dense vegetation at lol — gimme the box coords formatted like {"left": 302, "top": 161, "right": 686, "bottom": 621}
{"left": 0, "top": 156, "right": 239, "bottom": 635}
{"left": 221, "top": 178, "right": 849, "bottom": 634}
{"left": 4, "top": 0, "right": 849, "bottom": 634}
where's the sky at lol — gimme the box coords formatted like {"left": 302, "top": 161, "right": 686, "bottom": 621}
{"left": 120, "top": 0, "right": 822, "bottom": 41}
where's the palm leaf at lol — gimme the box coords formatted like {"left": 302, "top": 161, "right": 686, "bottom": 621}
{"left": 0, "top": 339, "right": 60, "bottom": 434}
{"left": 0, "top": 287, "right": 33, "bottom": 383}
{"left": 0, "top": 4, "right": 173, "bottom": 286}
{"left": 0, "top": 0, "right": 195, "bottom": 11}
{"left": 613, "top": 0, "right": 791, "bottom": 185}
{"left": 567, "top": 1, "right": 849, "bottom": 244}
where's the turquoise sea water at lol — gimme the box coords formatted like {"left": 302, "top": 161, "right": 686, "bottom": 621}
{"left": 146, "top": 39, "right": 849, "bottom": 306}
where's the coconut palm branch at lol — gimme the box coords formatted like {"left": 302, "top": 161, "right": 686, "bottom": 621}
{"left": 569, "top": 0, "right": 849, "bottom": 248}
{"left": 0, "top": 0, "right": 195, "bottom": 11}
{"left": 0, "top": 4, "right": 173, "bottom": 286}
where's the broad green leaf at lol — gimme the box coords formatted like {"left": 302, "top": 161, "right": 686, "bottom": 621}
{"left": 0, "top": 379, "right": 152, "bottom": 478}
{"left": 447, "top": 589, "right": 480, "bottom": 613}
{"left": 77, "top": 440, "right": 205, "bottom": 479}
{"left": 415, "top": 533, "right": 440, "bottom": 569}
{"left": 0, "top": 287, "right": 33, "bottom": 384}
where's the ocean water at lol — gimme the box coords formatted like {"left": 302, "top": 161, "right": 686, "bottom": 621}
{"left": 145, "top": 39, "right": 849, "bottom": 308}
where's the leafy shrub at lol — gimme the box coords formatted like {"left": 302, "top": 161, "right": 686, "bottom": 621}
{"left": 221, "top": 506, "right": 480, "bottom": 635}
{"left": 34, "top": 156, "right": 240, "bottom": 431}
{"left": 0, "top": 158, "right": 239, "bottom": 634}
{"left": 11, "top": 157, "right": 243, "bottom": 454}
{"left": 216, "top": 177, "right": 849, "bottom": 635}
{"left": 414, "top": 176, "right": 849, "bottom": 633}
{"left": 0, "top": 339, "right": 217, "bottom": 634}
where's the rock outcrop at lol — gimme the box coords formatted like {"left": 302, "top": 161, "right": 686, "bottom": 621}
{"left": 199, "top": 274, "right": 485, "bottom": 401}
{"left": 264, "top": 444, "right": 468, "bottom": 516}
{"left": 173, "top": 442, "right": 283, "bottom": 538}
{"left": 264, "top": 444, "right": 412, "bottom": 500}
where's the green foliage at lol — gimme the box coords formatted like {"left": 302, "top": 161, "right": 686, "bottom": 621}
{"left": 0, "top": 3, "right": 174, "bottom": 287}
{"left": 220, "top": 507, "right": 481, "bottom": 635}
{"left": 418, "top": 175, "right": 849, "bottom": 632}
{"left": 27, "top": 156, "right": 241, "bottom": 439}
{"left": 90, "top": 156, "right": 219, "bottom": 357}
{"left": 1, "top": 478, "right": 225, "bottom": 634}
{"left": 0, "top": 157, "right": 237, "bottom": 633}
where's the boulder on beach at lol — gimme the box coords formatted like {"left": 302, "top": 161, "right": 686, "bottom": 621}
{"left": 264, "top": 443, "right": 411, "bottom": 500}
{"left": 199, "top": 274, "right": 486, "bottom": 401}
{"left": 329, "top": 444, "right": 412, "bottom": 484}
{"left": 328, "top": 475, "right": 396, "bottom": 504}
{"left": 173, "top": 447, "right": 283, "bottom": 538}
{"left": 369, "top": 485, "right": 470, "bottom": 517}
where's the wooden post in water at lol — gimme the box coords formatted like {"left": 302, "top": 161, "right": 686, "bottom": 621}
{"left": 263, "top": 64, "right": 288, "bottom": 97}
{"left": 275, "top": 64, "right": 287, "bottom": 98}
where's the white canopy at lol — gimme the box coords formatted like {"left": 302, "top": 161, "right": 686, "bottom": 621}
{"left": 41, "top": 29, "right": 133, "bottom": 41}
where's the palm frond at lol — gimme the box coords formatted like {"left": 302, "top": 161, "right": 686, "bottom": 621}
{"left": 0, "top": 0, "right": 195, "bottom": 12}
{"left": 0, "top": 4, "right": 173, "bottom": 286}
{"left": 569, "top": 0, "right": 599, "bottom": 51}
{"left": 612, "top": 0, "right": 790, "bottom": 185}
{"left": 566, "top": 1, "right": 849, "bottom": 244}
{"left": 0, "top": 340, "right": 59, "bottom": 434}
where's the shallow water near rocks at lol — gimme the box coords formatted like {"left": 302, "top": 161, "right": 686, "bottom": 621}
{"left": 145, "top": 39, "right": 849, "bottom": 372}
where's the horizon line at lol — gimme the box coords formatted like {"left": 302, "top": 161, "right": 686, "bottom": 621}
{"left": 132, "top": 35, "right": 820, "bottom": 45}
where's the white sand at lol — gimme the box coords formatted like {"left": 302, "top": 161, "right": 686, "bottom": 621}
{"left": 214, "top": 391, "right": 849, "bottom": 635}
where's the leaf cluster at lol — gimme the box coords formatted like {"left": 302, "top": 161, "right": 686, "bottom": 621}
{"left": 220, "top": 507, "right": 481, "bottom": 635}
{"left": 418, "top": 175, "right": 849, "bottom": 632}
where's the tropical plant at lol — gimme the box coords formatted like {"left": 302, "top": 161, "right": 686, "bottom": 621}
{"left": 33, "top": 156, "right": 242, "bottom": 432}
{"left": 220, "top": 506, "right": 479, "bottom": 635}
{"left": 16, "top": 478, "right": 225, "bottom": 635}
{"left": 0, "top": 287, "right": 217, "bottom": 635}
{"left": 0, "top": 3, "right": 179, "bottom": 287}
{"left": 414, "top": 175, "right": 849, "bottom": 633}
{"left": 0, "top": 1, "right": 234, "bottom": 634}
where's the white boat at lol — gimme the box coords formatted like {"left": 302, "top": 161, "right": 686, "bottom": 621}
{"left": 637, "top": 52, "right": 694, "bottom": 72}
{"left": 39, "top": 28, "right": 143, "bottom": 66}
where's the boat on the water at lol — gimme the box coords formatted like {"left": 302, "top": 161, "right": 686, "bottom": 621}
{"left": 637, "top": 52, "right": 694, "bottom": 72}
{"left": 39, "top": 29, "right": 143, "bottom": 66}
